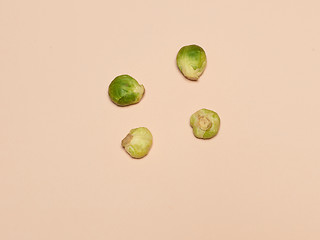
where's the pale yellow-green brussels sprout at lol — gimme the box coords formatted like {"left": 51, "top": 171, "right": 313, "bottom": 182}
{"left": 190, "top": 109, "right": 220, "bottom": 139}
{"left": 108, "top": 74, "right": 145, "bottom": 106}
{"left": 121, "top": 127, "right": 153, "bottom": 159}
{"left": 176, "top": 44, "right": 207, "bottom": 80}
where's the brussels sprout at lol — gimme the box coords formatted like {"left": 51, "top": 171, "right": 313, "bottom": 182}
{"left": 121, "top": 127, "right": 153, "bottom": 159}
{"left": 176, "top": 44, "right": 207, "bottom": 80}
{"left": 190, "top": 109, "right": 220, "bottom": 139}
{"left": 108, "top": 74, "right": 145, "bottom": 106}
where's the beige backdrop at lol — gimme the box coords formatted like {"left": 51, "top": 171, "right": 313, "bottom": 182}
{"left": 1, "top": 0, "right": 320, "bottom": 239}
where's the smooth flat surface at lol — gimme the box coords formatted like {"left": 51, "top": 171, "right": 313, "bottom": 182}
{"left": 1, "top": 0, "right": 320, "bottom": 239}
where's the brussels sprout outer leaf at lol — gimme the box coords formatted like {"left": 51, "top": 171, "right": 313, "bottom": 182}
{"left": 176, "top": 45, "right": 207, "bottom": 80}
{"left": 121, "top": 127, "right": 153, "bottom": 158}
{"left": 108, "top": 75, "right": 144, "bottom": 106}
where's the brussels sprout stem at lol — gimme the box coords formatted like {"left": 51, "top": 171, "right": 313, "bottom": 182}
{"left": 121, "top": 133, "right": 133, "bottom": 146}
{"left": 198, "top": 116, "right": 212, "bottom": 131}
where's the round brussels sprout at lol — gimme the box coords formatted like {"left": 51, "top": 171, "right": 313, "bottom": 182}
{"left": 190, "top": 109, "right": 220, "bottom": 139}
{"left": 176, "top": 44, "right": 207, "bottom": 80}
{"left": 108, "top": 74, "right": 145, "bottom": 106}
{"left": 121, "top": 127, "right": 153, "bottom": 159}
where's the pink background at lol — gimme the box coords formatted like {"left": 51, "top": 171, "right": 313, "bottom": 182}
{"left": 1, "top": 0, "right": 319, "bottom": 239}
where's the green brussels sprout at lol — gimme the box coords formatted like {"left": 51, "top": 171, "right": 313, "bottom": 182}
{"left": 108, "top": 74, "right": 145, "bottom": 106}
{"left": 176, "top": 44, "right": 207, "bottom": 80}
{"left": 121, "top": 127, "right": 153, "bottom": 159}
{"left": 190, "top": 109, "right": 220, "bottom": 139}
